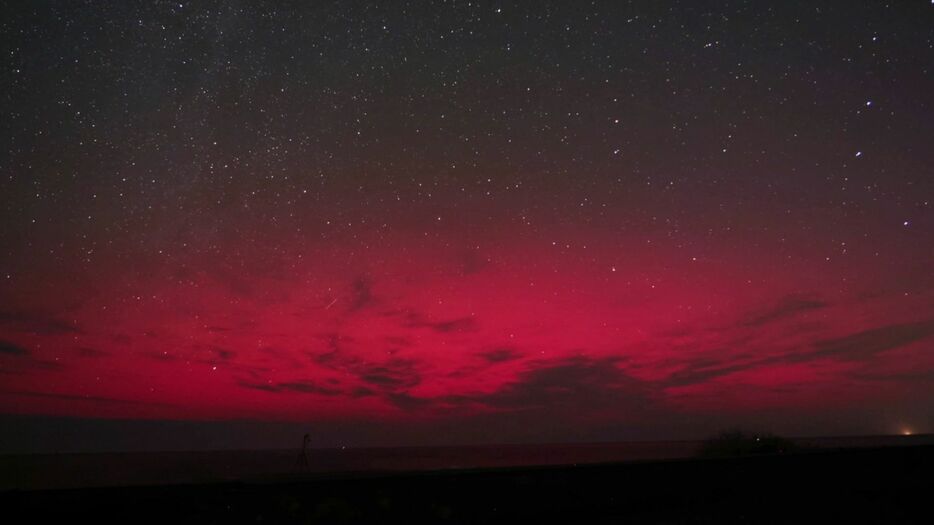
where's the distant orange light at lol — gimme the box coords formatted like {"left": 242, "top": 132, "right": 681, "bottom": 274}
{"left": 902, "top": 429, "right": 913, "bottom": 436}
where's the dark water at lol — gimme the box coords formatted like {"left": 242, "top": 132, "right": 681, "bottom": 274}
{"left": 2, "top": 435, "right": 931, "bottom": 490}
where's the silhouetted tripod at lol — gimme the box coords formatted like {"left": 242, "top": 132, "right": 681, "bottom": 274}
{"left": 297, "top": 433, "right": 310, "bottom": 470}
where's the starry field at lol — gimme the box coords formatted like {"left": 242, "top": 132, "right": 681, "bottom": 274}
{"left": 1, "top": 1, "right": 933, "bottom": 450}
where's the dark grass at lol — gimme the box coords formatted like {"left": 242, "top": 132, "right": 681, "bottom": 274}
{"left": 2, "top": 444, "right": 931, "bottom": 523}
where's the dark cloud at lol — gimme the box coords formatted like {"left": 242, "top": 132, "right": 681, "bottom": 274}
{"left": 237, "top": 381, "right": 279, "bottom": 392}
{"left": 111, "top": 333, "right": 134, "bottom": 345}
{"left": 470, "top": 356, "right": 647, "bottom": 412}
{"left": 323, "top": 332, "right": 354, "bottom": 352}
{"left": 254, "top": 345, "right": 306, "bottom": 369}
{"left": 663, "top": 319, "right": 934, "bottom": 388}
{"left": 384, "top": 336, "right": 415, "bottom": 348}
{"left": 349, "top": 275, "right": 374, "bottom": 312}
{"left": 312, "top": 340, "right": 422, "bottom": 403}
{"left": 478, "top": 346, "right": 523, "bottom": 363}
{"left": 313, "top": 334, "right": 361, "bottom": 370}
{"left": 0, "top": 340, "right": 29, "bottom": 355}
{"left": 401, "top": 311, "right": 479, "bottom": 333}
{"left": 662, "top": 360, "right": 762, "bottom": 387}
{"left": 27, "top": 360, "right": 64, "bottom": 371}
{"left": 0, "top": 343, "right": 64, "bottom": 374}
{"left": 810, "top": 319, "right": 934, "bottom": 360}
{"left": 0, "top": 310, "right": 81, "bottom": 335}
{"left": 238, "top": 379, "right": 367, "bottom": 397}
{"left": 278, "top": 381, "right": 343, "bottom": 395}
{"left": 143, "top": 351, "right": 178, "bottom": 362}
{"left": 359, "top": 358, "right": 421, "bottom": 390}
{"left": 75, "top": 347, "right": 109, "bottom": 358}
{"left": 314, "top": 334, "right": 415, "bottom": 384}
{"left": 350, "top": 356, "right": 655, "bottom": 415}
{"left": 238, "top": 379, "right": 344, "bottom": 396}
{"left": 430, "top": 317, "right": 478, "bottom": 333}
{"left": 351, "top": 386, "right": 375, "bottom": 398}
{"left": 387, "top": 392, "right": 432, "bottom": 411}
{"left": 854, "top": 369, "right": 934, "bottom": 383}
{"left": 214, "top": 348, "right": 236, "bottom": 360}
{"left": 0, "top": 389, "right": 173, "bottom": 407}
{"left": 741, "top": 294, "right": 828, "bottom": 327}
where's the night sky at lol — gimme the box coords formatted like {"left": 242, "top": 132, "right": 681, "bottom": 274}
{"left": 2, "top": 1, "right": 933, "bottom": 451}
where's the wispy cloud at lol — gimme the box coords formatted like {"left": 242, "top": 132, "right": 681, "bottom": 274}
{"left": 741, "top": 294, "right": 828, "bottom": 327}
{"left": 0, "top": 340, "right": 29, "bottom": 355}
{"left": 0, "top": 389, "right": 175, "bottom": 407}
{"left": 238, "top": 379, "right": 343, "bottom": 396}
{"left": 659, "top": 319, "right": 934, "bottom": 389}
{"left": 0, "top": 310, "right": 81, "bottom": 335}
{"left": 478, "top": 346, "right": 523, "bottom": 363}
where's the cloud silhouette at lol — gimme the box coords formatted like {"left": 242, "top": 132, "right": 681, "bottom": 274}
{"left": 311, "top": 340, "right": 423, "bottom": 407}
{"left": 351, "top": 386, "right": 376, "bottom": 398}
{"left": 348, "top": 275, "right": 374, "bottom": 312}
{"left": 741, "top": 294, "right": 828, "bottom": 327}
{"left": 208, "top": 347, "right": 236, "bottom": 360}
{"left": 0, "top": 340, "right": 29, "bottom": 355}
{"left": 428, "top": 317, "right": 479, "bottom": 333}
{"left": 471, "top": 356, "right": 648, "bottom": 412}
{"left": 313, "top": 334, "right": 361, "bottom": 370}
{"left": 386, "top": 391, "right": 433, "bottom": 411}
{"left": 75, "top": 347, "right": 110, "bottom": 358}
{"left": 478, "top": 346, "right": 523, "bottom": 363}
{"left": 142, "top": 351, "right": 179, "bottom": 362}
{"left": 401, "top": 311, "right": 480, "bottom": 333}
{"left": 661, "top": 319, "right": 934, "bottom": 388}
{"left": 0, "top": 342, "right": 65, "bottom": 374}
{"left": 359, "top": 358, "right": 421, "bottom": 390}
{"left": 0, "top": 310, "right": 81, "bottom": 335}
{"left": 855, "top": 369, "right": 934, "bottom": 383}
{"left": 396, "top": 356, "right": 656, "bottom": 418}
{"left": 238, "top": 379, "right": 344, "bottom": 396}
{"left": 384, "top": 336, "right": 415, "bottom": 348}
{"left": 810, "top": 319, "right": 934, "bottom": 360}
{"left": 0, "top": 389, "right": 173, "bottom": 407}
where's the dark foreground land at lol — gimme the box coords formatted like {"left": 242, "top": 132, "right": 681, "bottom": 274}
{"left": 3, "top": 444, "right": 931, "bottom": 523}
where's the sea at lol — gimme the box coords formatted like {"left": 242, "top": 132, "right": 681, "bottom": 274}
{"left": 2, "top": 434, "right": 931, "bottom": 490}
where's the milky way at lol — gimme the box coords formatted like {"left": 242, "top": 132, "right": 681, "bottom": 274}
{"left": 1, "top": 1, "right": 933, "bottom": 448}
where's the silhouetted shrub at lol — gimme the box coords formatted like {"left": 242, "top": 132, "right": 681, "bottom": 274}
{"left": 697, "top": 430, "right": 801, "bottom": 458}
